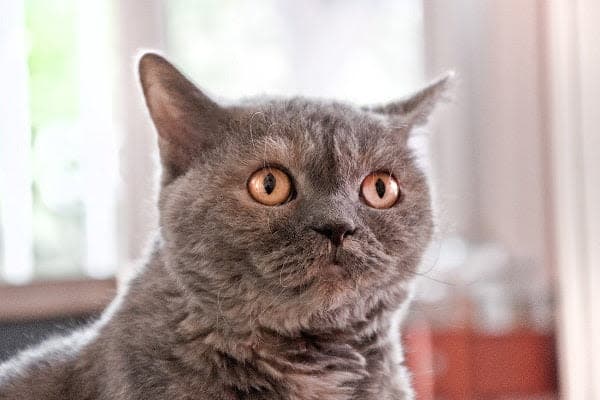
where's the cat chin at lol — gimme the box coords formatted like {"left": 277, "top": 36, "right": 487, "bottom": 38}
{"left": 253, "top": 290, "right": 404, "bottom": 335}
{"left": 253, "top": 277, "right": 408, "bottom": 333}
{"left": 315, "top": 262, "right": 351, "bottom": 282}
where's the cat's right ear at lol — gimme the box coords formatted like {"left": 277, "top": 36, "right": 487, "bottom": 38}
{"left": 138, "top": 53, "right": 228, "bottom": 183}
{"left": 366, "top": 72, "right": 454, "bottom": 130}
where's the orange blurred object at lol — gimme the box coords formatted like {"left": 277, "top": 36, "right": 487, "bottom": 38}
{"left": 404, "top": 322, "right": 558, "bottom": 400}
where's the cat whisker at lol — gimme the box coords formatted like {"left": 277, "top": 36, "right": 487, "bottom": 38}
{"left": 411, "top": 270, "right": 456, "bottom": 286}
{"left": 216, "top": 288, "right": 222, "bottom": 331}
{"left": 251, "top": 286, "right": 289, "bottom": 327}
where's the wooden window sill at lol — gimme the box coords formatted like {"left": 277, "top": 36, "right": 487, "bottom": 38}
{"left": 0, "top": 278, "right": 117, "bottom": 322}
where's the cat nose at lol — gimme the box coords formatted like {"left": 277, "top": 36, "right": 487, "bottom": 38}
{"left": 311, "top": 223, "right": 356, "bottom": 246}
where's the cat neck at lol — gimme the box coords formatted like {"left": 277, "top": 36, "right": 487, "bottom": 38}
{"left": 171, "top": 290, "right": 400, "bottom": 399}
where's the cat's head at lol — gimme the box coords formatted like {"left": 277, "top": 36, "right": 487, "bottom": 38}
{"left": 139, "top": 53, "right": 450, "bottom": 333}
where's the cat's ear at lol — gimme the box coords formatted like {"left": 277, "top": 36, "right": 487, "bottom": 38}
{"left": 367, "top": 71, "right": 454, "bottom": 128}
{"left": 138, "top": 52, "right": 228, "bottom": 183}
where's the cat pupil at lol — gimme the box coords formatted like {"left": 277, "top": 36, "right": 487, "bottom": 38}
{"left": 263, "top": 173, "right": 276, "bottom": 195}
{"left": 375, "top": 178, "right": 386, "bottom": 198}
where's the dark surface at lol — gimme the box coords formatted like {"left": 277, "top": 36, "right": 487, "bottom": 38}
{"left": 0, "top": 315, "right": 95, "bottom": 362}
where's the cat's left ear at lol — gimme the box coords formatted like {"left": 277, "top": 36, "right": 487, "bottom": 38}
{"left": 366, "top": 71, "right": 454, "bottom": 128}
{"left": 138, "top": 52, "right": 230, "bottom": 184}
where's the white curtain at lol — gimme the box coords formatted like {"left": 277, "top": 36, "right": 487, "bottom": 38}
{"left": 547, "top": 0, "right": 600, "bottom": 398}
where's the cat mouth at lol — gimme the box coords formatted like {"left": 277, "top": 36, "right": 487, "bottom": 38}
{"left": 320, "top": 264, "right": 349, "bottom": 281}
{"left": 319, "top": 247, "right": 352, "bottom": 276}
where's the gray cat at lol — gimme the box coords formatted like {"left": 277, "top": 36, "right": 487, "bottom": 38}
{"left": 0, "top": 53, "right": 450, "bottom": 400}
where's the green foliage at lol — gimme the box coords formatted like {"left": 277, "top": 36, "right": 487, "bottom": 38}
{"left": 25, "top": 0, "right": 83, "bottom": 278}
{"left": 25, "top": 0, "right": 78, "bottom": 135}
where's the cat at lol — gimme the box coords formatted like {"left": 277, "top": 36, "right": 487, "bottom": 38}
{"left": 0, "top": 53, "right": 451, "bottom": 400}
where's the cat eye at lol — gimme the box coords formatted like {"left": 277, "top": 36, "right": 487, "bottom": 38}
{"left": 247, "top": 167, "right": 293, "bottom": 206}
{"left": 360, "top": 172, "right": 401, "bottom": 209}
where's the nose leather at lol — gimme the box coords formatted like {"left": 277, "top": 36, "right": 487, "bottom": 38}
{"left": 312, "top": 223, "right": 356, "bottom": 246}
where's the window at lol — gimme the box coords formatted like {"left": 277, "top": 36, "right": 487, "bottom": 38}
{"left": 0, "top": 0, "right": 119, "bottom": 284}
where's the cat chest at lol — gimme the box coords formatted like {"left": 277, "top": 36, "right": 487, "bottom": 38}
{"left": 247, "top": 344, "right": 371, "bottom": 400}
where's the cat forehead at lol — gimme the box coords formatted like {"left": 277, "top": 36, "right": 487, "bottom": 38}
{"left": 232, "top": 97, "right": 398, "bottom": 143}
{"left": 216, "top": 98, "right": 414, "bottom": 184}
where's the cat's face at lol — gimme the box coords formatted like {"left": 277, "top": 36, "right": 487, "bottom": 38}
{"left": 139, "top": 54, "right": 450, "bottom": 332}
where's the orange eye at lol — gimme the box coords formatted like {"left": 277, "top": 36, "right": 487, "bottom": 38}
{"left": 360, "top": 172, "right": 401, "bottom": 209}
{"left": 248, "top": 167, "right": 293, "bottom": 206}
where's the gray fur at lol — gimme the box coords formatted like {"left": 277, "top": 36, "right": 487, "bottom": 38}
{"left": 0, "top": 53, "right": 450, "bottom": 400}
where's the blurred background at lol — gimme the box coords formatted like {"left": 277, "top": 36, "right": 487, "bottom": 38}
{"left": 1, "top": 1, "right": 599, "bottom": 399}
